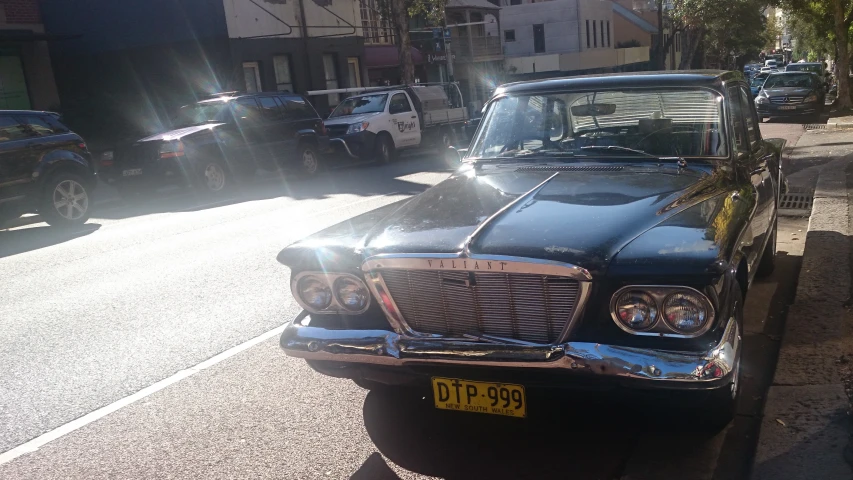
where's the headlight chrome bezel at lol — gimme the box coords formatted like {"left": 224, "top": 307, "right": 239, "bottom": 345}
{"left": 609, "top": 285, "right": 716, "bottom": 338}
{"left": 292, "top": 271, "right": 372, "bottom": 315}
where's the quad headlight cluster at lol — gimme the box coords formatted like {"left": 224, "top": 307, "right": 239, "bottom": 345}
{"left": 292, "top": 272, "right": 371, "bottom": 314}
{"left": 610, "top": 286, "right": 715, "bottom": 337}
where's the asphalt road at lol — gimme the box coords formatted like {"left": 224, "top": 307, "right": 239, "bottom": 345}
{"left": 0, "top": 123, "right": 810, "bottom": 479}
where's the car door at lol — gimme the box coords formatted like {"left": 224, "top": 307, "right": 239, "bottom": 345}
{"left": 388, "top": 92, "right": 421, "bottom": 147}
{"left": 729, "top": 85, "right": 774, "bottom": 277}
{"left": 256, "top": 95, "right": 287, "bottom": 162}
{"left": 0, "top": 114, "right": 40, "bottom": 209}
{"left": 228, "top": 96, "right": 266, "bottom": 166}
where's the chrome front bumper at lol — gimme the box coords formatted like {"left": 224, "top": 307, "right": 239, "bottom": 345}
{"left": 280, "top": 312, "right": 741, "bottom": 389}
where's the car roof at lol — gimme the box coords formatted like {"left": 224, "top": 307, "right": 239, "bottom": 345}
{"left": 496, "top": 70, "right": 741, "bottom": 95}
{"left": 768, "top": 71, "right": 818, "bottom": 75}
{"left": 0, "top": 110, "right": 57, "bottom": 115}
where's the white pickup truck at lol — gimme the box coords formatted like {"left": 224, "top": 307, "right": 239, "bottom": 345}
{"left": 308, "top": 83, "right": 468, "bottom": 163}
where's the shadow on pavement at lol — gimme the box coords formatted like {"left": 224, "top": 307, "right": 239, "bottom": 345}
{"left": 93, "top": 155, "right": 453, "bottom": 221}
{"left": 0, "top": 223, "right": 101, "bottom": 258}
{"left": 359, "top": 387, "right": 724, "bottom": 479}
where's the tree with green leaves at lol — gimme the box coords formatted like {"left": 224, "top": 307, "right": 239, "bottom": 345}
{"left": 777, "top": 0, "right": 852, "bottom": 109}
{"left": 374, "top": 0, "right": 448, "bottom": 85}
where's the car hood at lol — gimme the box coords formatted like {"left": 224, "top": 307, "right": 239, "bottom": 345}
{"left": 762, "top": 87, "right": 815, "bottom": 96}
{"left": 324, "top": 112, "right": 381, "bottom": 127}
{"left": 354, "top": 164, "right": 732, "bottom": 276}
{"left": 136, "top": 123, "right": 224, "bottom": 143}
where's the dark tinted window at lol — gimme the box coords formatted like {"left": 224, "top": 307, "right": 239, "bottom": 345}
{"left": 232, "top": 97, "right": 261, "bottom": 122}
{"left": 389, "top": 93, "right": 412, "bottom": 114}
{"left": 738, "top": 86, "right": 760, "bottom": 148}
{"left": 0, "top": 116, "right": 31, "bottom": 142}
{"left": 281, "top": 96, "right": 317, "bottom": 120}
{"left": 257, "top": 96, "right": 281, "bottom": 119}
{"left": 43, "top": 115, "right": 70, "bottom": 133}
{"left": 21, "top": 115, "right": 57, "bottom": 136}
{"left": 727, "top": 87, "right": 747, "bottom": 153}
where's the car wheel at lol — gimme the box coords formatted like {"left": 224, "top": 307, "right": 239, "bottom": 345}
{"left": 438, "top": 128, "right": 456, "bottom": 150}
{"left": 375, "top": 133, "right": 396, "bottom": 164}
{"left": 298, "top": 144, "right": 322, "bottom": 176}
{"left": 196, "top": 160, "right": 230, "bottom": 194}
{"left": 41, "top": 172, "right": 92, "bottom": 228}
{"left": 757, "top": 218, "right": 777, "bottom": 277}
{"left": 697, "top": 282, "right": 744, "bottom": 431}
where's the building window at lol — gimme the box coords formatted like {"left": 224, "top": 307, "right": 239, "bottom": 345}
{"left": 607, "top": 21, "right": 611, "bottom": 47}
{"left": 360, "top": 0, "right": 393, "bottom": 44}
{"left": 347, "top": 57, "right": 362, "bottom": 88}
{"left": 600, "top": 20, "right": 604, "bottom": 47}
{"left": 504, "top": 29, "right": 515, "bottom": 42}
{"left": 586, "top": 20, "right": 590, "bottom": 48}
{"left": 242, "top": 62, "right": 261, "bottom": 93}
{"left": 273, "top": 55, "right": 293, "bottom": 92}
{"left": 593, "top": 21, "right": 597, "bottom": 48}
{"left": 533, "top": 24, "right": 545, "bottom": 53}
{"left": 323, "top": 54, "right": 340, "bottom": 104}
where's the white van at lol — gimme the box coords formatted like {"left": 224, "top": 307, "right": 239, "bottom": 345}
{"left": 765, "top": 59, "right": 778, "bottom": 68}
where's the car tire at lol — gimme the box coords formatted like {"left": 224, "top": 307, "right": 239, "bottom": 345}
{"left": 697, "top": 282, "right": 744, "bottom": 431}
{"left": 757, "top": 218, "right": 777, "bottom": 277}
{"left": 298, "top": 144, "right": 322, "bottom": 176}
{"left": 40, "top": 172, "right": 92, "bottom": 228}
{"left": 375, "top": 133, "right": 396, "bottom": 164}
{"left": 195, "top": 159, "right": 230, "bottom": 194}
{"left": 438, "top": 128, "right": 457, "bottom": 151}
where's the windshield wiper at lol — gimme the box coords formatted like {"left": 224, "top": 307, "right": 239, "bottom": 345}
{"left": 579, "top": 145, "right": 657, "bottom": 157}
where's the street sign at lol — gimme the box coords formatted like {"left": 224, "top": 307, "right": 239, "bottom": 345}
{"left": 433, "top": 28, "right": 442, "bottom": 39}
{"left": 444, "top": 28, "right": 451, "bottom": 39}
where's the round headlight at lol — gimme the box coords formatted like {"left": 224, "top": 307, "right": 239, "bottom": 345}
{"left": 297, "top": 276, "right": 332, "bottom": 311}
{"left": 614, "top": 290, "right": 657, "bottom": 331}
{"left": 663, "top": 292, "right": 710, "bottom": 333}
{"left": 333, "top": 276, "right": 370, "bottom": 312}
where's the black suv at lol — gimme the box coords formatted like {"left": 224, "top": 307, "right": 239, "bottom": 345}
{"left": 0, "top": 111, "right": 96, "bottom": 228}
{"left": 100, "top": 92, "right": 329, "bottom": 196}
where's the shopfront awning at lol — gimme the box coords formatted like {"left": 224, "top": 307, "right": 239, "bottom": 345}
{"left": 365, "top": 45, "right": 424, "bottom": 69}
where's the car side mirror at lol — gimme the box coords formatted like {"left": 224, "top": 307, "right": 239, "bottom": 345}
{"left": 443, "top": 146, "right": 463, "bottom": 165}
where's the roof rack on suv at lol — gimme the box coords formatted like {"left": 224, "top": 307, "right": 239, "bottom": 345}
{"left": 203, "top": 91, "right": 242, "bottom": 98}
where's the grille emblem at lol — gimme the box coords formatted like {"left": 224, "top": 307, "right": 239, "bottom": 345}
{"left": 784, "top": 96, "right": 790, "bottom": 103}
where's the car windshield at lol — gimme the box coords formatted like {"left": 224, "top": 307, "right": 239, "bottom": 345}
{"left": 468, "top": 88, "right": 727, "bottom": 159}
{"left": 328, "top": 94, "right": 388, "bottom": 118}
{"left": 764, "top": 74, "right": 815, "bottom": 88}
{"left": 751, "top": 77, "right": 766, "bottom": 87}
{"left": 172, "top": 101, "right": 232, "bottom": 127}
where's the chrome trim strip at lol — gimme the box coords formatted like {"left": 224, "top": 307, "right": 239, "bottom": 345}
{"left": 291, "top": 272, "right": 372, "bottom": 315}
{"left": 609, "top": 285, "right": 716, "bottom": 338}
{"left": 460, "top": 172, "right": 560, "bottom": 257}
{"left": 329, "top": 138, "right": 359, "bottom": 159}
{"left": 361, "top": 253, "right": 593, "bottom": 344}
{"left": 281, "top": 315, "right": 740, "bottom": 387}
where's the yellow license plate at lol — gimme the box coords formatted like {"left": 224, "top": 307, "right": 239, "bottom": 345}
{"left": 431, "top": 377, "right": 526, "bottom": 418}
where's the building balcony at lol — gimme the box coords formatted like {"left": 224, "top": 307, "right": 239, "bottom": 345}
{"left": 453, "top": 36, "right": 502, "bottom": 62}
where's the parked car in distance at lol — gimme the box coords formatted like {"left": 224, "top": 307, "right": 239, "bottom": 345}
{"left": 99, "top": 92, "right": 329, "bottom": 197}
{"left": 785, "top": 62, "right": 823, "bottom": 75}
{"left": 750, "top": 73, "right": 768, "bottom": 96}
{"left": 277, "top": 70, "right": 783, "bottom": 429}
{"left": 0, "top": 111, "right": 96, "bottom": 228}
{"left": 317, "top": 83, "right": 468, "bottom": 163}
{"left": 755, "top": 71, "right": 825, "bottom": 122}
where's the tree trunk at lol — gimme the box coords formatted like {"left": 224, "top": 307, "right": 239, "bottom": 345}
{"left": 834, "top": 0, "right": 851, "bottom": 109}
{"left": 390, "top": 0, "right": 414, "bottom": 85}
{"left": 678, "top": 28, "right": 702, "bottom": 70}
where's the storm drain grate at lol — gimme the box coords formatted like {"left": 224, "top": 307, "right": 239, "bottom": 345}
{"left": 804, "top": 124, "right": 827, "bottom": 130}
{"left": 779, "top": 187, "right": 814, "bottom": 216}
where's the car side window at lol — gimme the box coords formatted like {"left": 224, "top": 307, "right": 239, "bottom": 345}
{"left": 257, "top": 96, "right": 281, "bottom": 120}
{"left": 389, "top": 93, "right": 412, "bottom": 114}
{"left": 727, "top": 87, "right": 748, "bottom": 154}
{"left": 738, "top": 86, "right": 760, "bottom": 149}
{"left": 20, "top": 115, "right": 57, "bottom": 136}
{"left": 42, "top": 115, "right": 70, "bottom": 134}
{"left": 232, "top": 98, "right": 261, "bottom": 123}
{"left": 282, "top": 96, "right": 316, "bottom": 120}
{"left": 0, "top": 115, "right": 31, "bottom": 142}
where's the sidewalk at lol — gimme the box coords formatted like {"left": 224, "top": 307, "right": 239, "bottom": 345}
{"left": 752, "top": 129, "right": 853, "bottom": 479}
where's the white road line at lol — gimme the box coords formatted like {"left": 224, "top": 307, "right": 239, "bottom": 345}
{"left": 0, "top": 323, "right": 288, "bottom": 465}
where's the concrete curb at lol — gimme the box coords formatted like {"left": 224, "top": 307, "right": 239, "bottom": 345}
{"left": 752, "top": 154, "right": 853, "bottom": 479}
{"left": 807, "top": 122, "right": 853, "bottom": 130}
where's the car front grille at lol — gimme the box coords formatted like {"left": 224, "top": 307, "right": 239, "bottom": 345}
{"left": 325, "top": 125, "right": 349, "bottom": 137}
{"left": 378, "top": 269, "right": 581, "bottom": 344}
{"left": 770, "top": 96, "right": 805, "bottom": 104}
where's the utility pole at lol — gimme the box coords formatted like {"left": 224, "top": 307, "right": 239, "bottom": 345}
{"left": 444, "top": 12, "right": 454, "bottom": 82}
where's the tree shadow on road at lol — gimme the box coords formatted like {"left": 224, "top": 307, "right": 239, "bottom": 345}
{"left": 0, "top": 223, "right": 101, "bottom": 258}
{"left": 93, "top": 155, "right": 454, "bottom": 221}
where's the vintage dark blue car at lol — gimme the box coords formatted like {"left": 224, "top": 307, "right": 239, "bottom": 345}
{"left": 277, "top": 71, "right": 783, "bottom": 427}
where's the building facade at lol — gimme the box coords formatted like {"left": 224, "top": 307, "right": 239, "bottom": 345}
{"left": 500, "top": 0, "right": 650, "bottom": 81}
{"left": 39, "top": 0, "right": 369, "bottom": 142}
{"left": 0, "top": 0, "right": 60, "bottom": 110}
